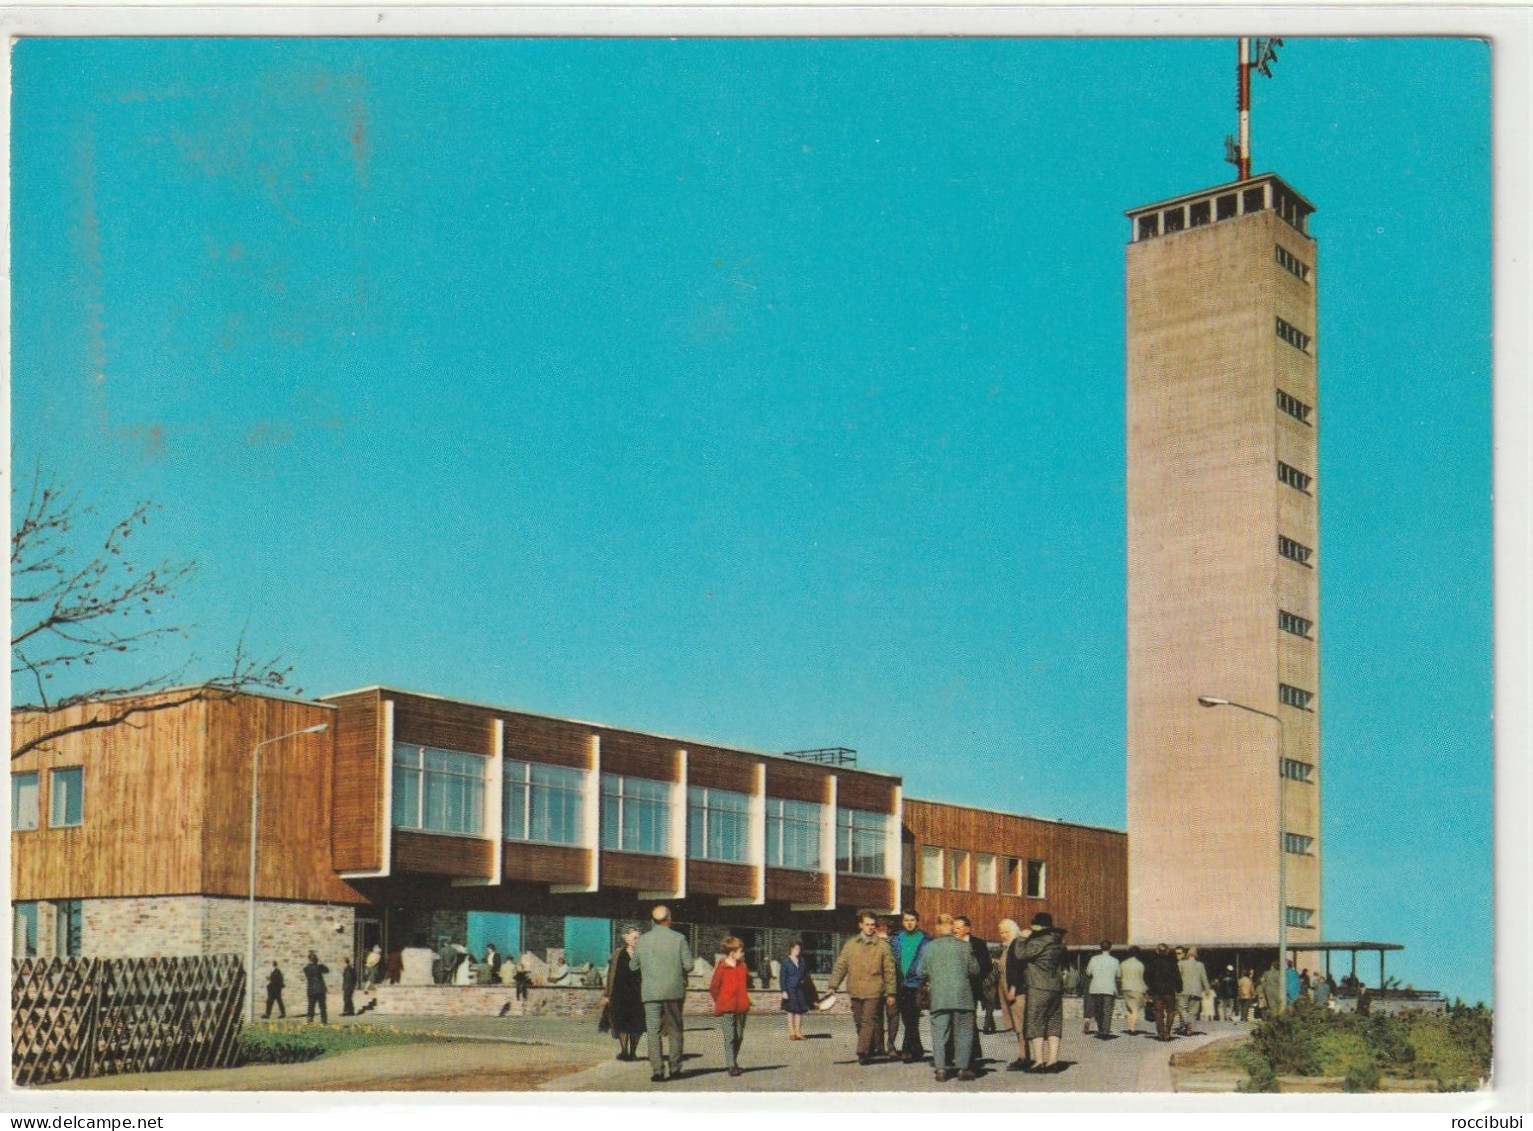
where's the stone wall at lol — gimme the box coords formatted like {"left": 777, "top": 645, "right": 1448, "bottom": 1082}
{"left": 364, "top": 985, "right": 852, "bottom": 1018}
{"left": 84, "top": 896, "right": 204, "bottom": 958}
{"left": 202, "top": 897, "right": 356, "bottom": 975}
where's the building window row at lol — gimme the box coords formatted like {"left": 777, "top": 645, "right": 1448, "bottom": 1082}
{"left": 1278, "top": 683, "right": 1315, "bottom": 711}
{"left": 919, "top": 847, "right": 1043, "bottom": 897}
{"left": 766, "top": 797, "right": 821, "bottom": 871}
{"left": 1279, "top": 609, "right": 1314, "bottom": 640}
{"left": 1281, "top": 758, "right": 1316, "bottom": 783}
{"left": 1134, "top": 185, "right": 1273, "bottom": 241}
{"left": 10, "top": 768, "right": 83, "bottom": 832}
{"left": 393, "top": 744, "right": 486, "bottom": 837}
{"left": 600, "top": 773, "right": 671, "bottom": 855}
{"left": 9, "top": 900, "right": 81, "bottom": 958}
{"left": 836, "top": 808, "right": 889, "bottom": 876}
{"left": 687, "top": 786, "right": 750, "bottom": 863}
{"left": 1283, "top": 833, "right": 1315, "bottom": 856}
{"left": 1275, "top": 244, "right": 1311, "bottom": 283}
{"left": 503, "top": 759, "right": 584, "bottom": 846}
{"left": 1276, "top": 388, "right": 1313, "bottom": 426}
{"left": 1285, "top": 906, "right": 1315, "bottom": 928}
{"left": 1277, "top": 460, "right": 1313, "bottom": 494}
{"left": 1278, "top": 535, "right": 1314, "bottom": 568}
{"left": 1275, "top": 317, "right": 1312, "bottom": 354}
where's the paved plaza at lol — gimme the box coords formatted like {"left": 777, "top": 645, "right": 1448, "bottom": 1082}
{"left": 47, "top": 1009, "right": 1243, "bottom": 1093}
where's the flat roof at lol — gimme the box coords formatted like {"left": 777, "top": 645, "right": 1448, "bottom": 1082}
{"left": 1125, "top": 171, "right": 1317, "bottom": 219}
{"left": 322, "top": 684, "right": 903, "bottom": 781}
{"left": 1110, "top": 941, "right": 1403, "bottom": 952}
{"left": 903, "top": 794, "right": 1126, "bottom": 838}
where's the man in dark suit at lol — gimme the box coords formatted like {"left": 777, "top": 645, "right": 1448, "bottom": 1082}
{"left": 263, "top": 962, "right": 286, "bottom": 1019}
{"left": 303, "top": 951, "right": 330, "bottom": 1024}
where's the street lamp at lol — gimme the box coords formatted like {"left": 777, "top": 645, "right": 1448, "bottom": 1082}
{"left": 1197, "top": 695, "right": 1289, "bottom": 993}
{"left": 247, "top": 722, "right": 329, "bottom": 1022}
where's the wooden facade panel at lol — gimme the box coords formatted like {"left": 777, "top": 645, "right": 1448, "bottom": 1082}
{"left": 501, "top": 713, "right": 592, "bottom": 770}
{"left": 764, "top": 762, "right": 833, "bottom": 805}
{"left": 11, "top": 698, "right": 212, "bottom": 901}
{"left": 501, "top": 842, "right": 589, "bottom": 885}
{"left": 686, "top": 859, "right": 754, "bottom": 898}
{"left": 597, "top": 731, "right": 680, "bottom": 782}
{"left": 391, "top": 693, "right": 497, "bottom": 755}
{"left": 686, "top": 746, "right": 758, "bottom": 793}
{"left": 601, "top": 851, "right": 678, "bottom": 892}
{"left": 902, "top": 799, "right": 1128, "bottom": 943}
{"left": 328, "top": 690, "right": 383, "bottom": 874}
{"left": 837, "top": 874, "right": 896, "bottom": 912}
{"left": 393, "top": 831, "right": 493, "bottom": 878}
{"left": 766, "top": 868, "right": 826, "bottom": 905}
{"left": 834, "top": 771, "right": 899, "bottom": 814}
{"left": 201, "top": 695, "right": 358, "bottom": 903}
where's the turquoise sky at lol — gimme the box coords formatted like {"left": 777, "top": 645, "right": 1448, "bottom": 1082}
{"left": 10, "top": 38, "right": 1493, "bottom": 1005}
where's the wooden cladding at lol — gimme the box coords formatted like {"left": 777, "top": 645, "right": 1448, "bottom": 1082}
{"left": 835, "top": 770, "right": 899, "bottom": 813}
{"left": 764, "top": 762, "right": 832, "bottom": 805}
{"left": 601, "top": 851, "right": 679, "bottom": 892}
{"left": 687, "top": 746, "right": 757, "bottom": 793}
{"left": 392, "top": 831, "right": 493, "bottom": 879}
{"left": 596, "top": 729, "right": 680, "bottom": 781}
{"left": 502, "top": 842, "right": 589, "bottom": 886}
{"left": 903, "top": 798, "right": 1127, "bottom": 943}
{"left": 837, "top": 874, "right": 897, "bottom": 912}
{"left": 329, "top": 690, "right": 384, "bottom": 874}
{"left": 390, "top": 692, "right": 496, "bottom": 754}
{"left": 766, "top": 868, "right": 826, "bottom": 905}
{"left": 686, "top": 859, "right": 754, "bottom": 898}
{"left": 502, "top": 713, "right": 591, "bottom": 770}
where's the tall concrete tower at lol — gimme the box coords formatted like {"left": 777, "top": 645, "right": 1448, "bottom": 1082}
{"left": 1124, "top": 173, "right": 1322, "bottom": 952}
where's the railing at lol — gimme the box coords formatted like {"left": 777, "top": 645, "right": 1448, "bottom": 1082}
{"left": 12, "top": 955, "right": 247, "bottom": 1086}
{"left": 781, "top": 747, "right": 857, "bottom": 766}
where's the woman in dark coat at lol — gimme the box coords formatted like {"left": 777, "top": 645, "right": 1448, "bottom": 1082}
{"left": 599, "top": 925, "right": 646, "bottom": 1060}
{"left": 779, "top": 939, "right": 814, "bottom": 1041}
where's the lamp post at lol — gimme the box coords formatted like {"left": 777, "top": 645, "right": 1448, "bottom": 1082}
{"left": 1196, "top": 695, "right": 1289, "bottom": 990}
{"left": 247, "top": 722, "right": 329, "bottom": 1023}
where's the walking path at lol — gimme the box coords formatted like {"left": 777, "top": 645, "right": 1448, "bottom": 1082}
{"left": 43, "top": 1012, "right": 1246, "bottom": 1094}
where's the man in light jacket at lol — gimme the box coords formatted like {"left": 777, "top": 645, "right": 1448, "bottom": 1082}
{"left": 631, "top": 904, "right": 694, "bottom": 1083}
{"left": 1084, "top": 940, "right": 1121, "bottom": 1038}
{"left": 827, "top": 910, "right": 897, "bottom": 1066}
{"left": 920, "top": 921, "right": 981, "bottom": 1082}
{"left": 1119, "top": 946, "right": 1148, "bottom": 1034}
{"left": 1176, "top": 946, "right": 1211, "bottom": 1036}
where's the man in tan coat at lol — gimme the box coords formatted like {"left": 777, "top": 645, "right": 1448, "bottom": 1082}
{"left": 827, "top": 910, "right": 898, "bottom": 1065}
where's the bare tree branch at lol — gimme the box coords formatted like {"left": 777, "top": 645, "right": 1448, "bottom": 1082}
{"left": 11, "top": 471, "right": 298, "bottom": 760}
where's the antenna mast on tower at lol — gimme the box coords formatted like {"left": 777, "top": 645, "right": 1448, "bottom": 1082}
{"left": 1225, "top": 37, "right": 1283, "bottom": 181}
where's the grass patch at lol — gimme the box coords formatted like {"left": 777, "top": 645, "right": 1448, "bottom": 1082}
{"left": 238, "top": 1021, "right": 453, "bottom": 1065}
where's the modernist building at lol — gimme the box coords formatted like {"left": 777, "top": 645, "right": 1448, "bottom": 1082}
{"left": 11, "top": 687, "right": 1128, "bottom": 975}
{"left": 1125, "top": 173, "right": 1323, "bottom": 949}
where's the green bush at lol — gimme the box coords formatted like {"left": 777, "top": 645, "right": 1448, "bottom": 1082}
{"left": 237, "top": 1021, "right": 448, "bottom": 1065}
{"left": 1237, "top": 1058, "right": 1280, "bottom": 1093}
{"left": 1343, "top": 1060, "right": 1381, "bottom": 1093}
{"left": 1251, "top": 999, "right": 1326, "bottom": 1076}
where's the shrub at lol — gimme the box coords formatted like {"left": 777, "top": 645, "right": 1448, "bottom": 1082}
{"left": 1343, "top": 1060, "right": 1381, "bottom": 1093}
{"left": 1251, "top": 999, "right": 1325, "bottom": 1076}
{"left": 1237, "top": 1058, "right": 1280, "bottom": 1093}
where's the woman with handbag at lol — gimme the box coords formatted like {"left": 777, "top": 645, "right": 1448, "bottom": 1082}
{"left": 780, "top": 939, "right": 814, "bottom": 1041}
{"left": 599, "top": 925, "right": 646, "bottom": 1061}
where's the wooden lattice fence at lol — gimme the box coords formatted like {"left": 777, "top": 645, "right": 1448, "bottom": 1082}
{"left": 12, "top": 954, "right": 247, "bottom": 1086}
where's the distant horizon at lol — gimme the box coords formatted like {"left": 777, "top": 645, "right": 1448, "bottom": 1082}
{"left": 10, "top": 36, "right": 1493, "bottom": 1006}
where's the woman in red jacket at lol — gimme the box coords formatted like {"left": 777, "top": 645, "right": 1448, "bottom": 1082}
{"left": 709, "top": 936, "right": 752, "bottom": 1077}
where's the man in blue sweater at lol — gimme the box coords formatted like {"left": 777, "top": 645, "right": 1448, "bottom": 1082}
{"left": 891, "top": 909, "right": 931, "bottom": 1063}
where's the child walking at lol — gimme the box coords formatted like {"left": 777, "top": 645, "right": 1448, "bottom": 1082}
{"left": 709, "top": 936, "right": 752, "bottom": 1077}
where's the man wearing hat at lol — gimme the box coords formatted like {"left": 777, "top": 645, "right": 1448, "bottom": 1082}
{"left": 1012, "top": 911, "right": 1067, "bottom": 1071}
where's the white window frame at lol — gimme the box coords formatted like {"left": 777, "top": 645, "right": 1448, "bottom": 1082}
{"left": 600, "top": 773, "right": 672, "bottom": 856}
{"left": 503, "top": 759, "right": 585, "bottom": 846}
{"left": 920, "top": 845, "right": 945, "bottom": 889}
{"left": 835, "top": 808, "right": 889, "bottom": 876}
{"left": 49, "top": 767, "right": 84, "bottom": 829}
{"left": 391, "top": 743, "right": 486, "bottom": 836}
{"left": 687, "top": 785, "right": 750, "bottom": 863}
{"left": 1025, "top": 858, "right": 1047, "bottom": 899}
{"left": 765, "top": 797, "right": 821, "bottom": 871}
{"left": 11, "top": 772, "right": 39, "bottom": 832}
{"left": 975, "top": 852, "right": 998, "bottom": 894}
{"left": 947, "top": 848, "right": 971, "bottom": 891}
